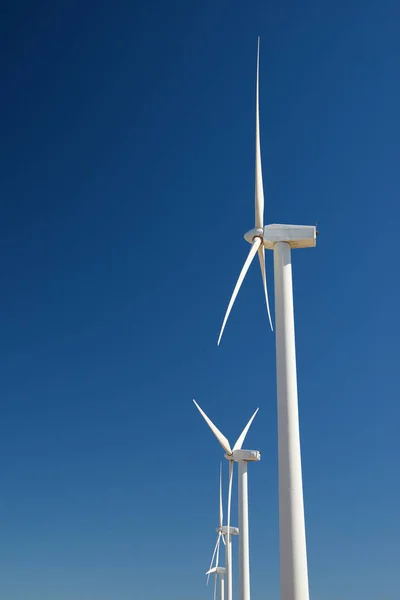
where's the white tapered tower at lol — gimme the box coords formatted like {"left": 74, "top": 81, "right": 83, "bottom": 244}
{"left": 273, "top": 237, "right": 310, "bottom": 600}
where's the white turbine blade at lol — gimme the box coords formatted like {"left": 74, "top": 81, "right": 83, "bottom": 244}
{"left": 255, "top": 36, "right": 264, "bottom": 229}
{"left": 206, "top": 535, "right": 220, "bottom": 585}
{"left": 232, "top": 407, "right": 259, "bottom": 451}
{"left": 213, "top": 572, "right": 218, "bottom": 600}
{"left": 193, "top": 400, "right": 232, "bottom": 455}
{"left": 217, "top": 237, "right": 261, "bottom": 346}
{"left": 258, "top": 245, "right": 273, "bottom": 331}
{"left": 219, "top": 463, "right": 223, "bottom": 529}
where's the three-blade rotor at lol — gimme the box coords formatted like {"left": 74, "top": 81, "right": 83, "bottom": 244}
{"left": 193, "top": 400, "right": 258, "bottom": 457}
{"left": 217, "top": 37, "right": 273, "bottom": 345}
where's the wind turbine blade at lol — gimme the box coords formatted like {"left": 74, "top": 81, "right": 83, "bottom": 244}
{"left": 232, "top": 407, "right": 259, "bottom": 451}
{"left": 217, "top": 237, "right": 261, "bottom": 346}
{"left": 213, "top": 572, "right": 218, "bottom": 600}
{"left": 219, "top": 463, "right": 223, "bottom": 529}
{"left": 258, "top": 245, "right": 273, "bottom": 331}
{"left": 206, "top": 535, "right": 220, "bottom": 585}
{"left": 193, "top": 400, "right": 232, "bottom": 455}
{"left": 255, "top": 36, "right": 264, "bottom": 229}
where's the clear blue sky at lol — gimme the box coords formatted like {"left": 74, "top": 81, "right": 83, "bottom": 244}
{"left": 0, "top": 1, "right": 399, "bottom": 599}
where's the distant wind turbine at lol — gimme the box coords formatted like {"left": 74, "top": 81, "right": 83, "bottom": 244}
{"left": 206, "top": 463, "right": 239, "bottom": 591}
{"left": 205, "top": 466, "right": 234, "bottom": 600}
{"left": 216, "top": 37, "right": 316, "bottom": 600}
{"left": 206, "top": 464, "right": 226, "bottom": 587}
{"left": 193, "top": 400, "right": 260, "bottom": 600}
{"left": 207, "top": 566, "right": 226, "bottom": 600}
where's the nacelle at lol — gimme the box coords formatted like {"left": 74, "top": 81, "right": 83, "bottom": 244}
{"left": 207, "top": 566, "right": 226, "bottom": 575}
{"left": 229, "top": 449, "right": 261, "bottom": 462}
{"left": 263, "top": 224, "right": 316, "bottom": 250}
{"left": 219, "top": 525, "right": 239, "bottom": 535}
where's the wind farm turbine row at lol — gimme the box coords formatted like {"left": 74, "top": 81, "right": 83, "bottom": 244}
{"left": 193, "top": 37, "right": 317, "bottom": 600}
{"left": 194, "top": 401, "right": 260, "bottom": 600}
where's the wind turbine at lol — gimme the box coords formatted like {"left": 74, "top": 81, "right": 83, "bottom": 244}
{"left": 206, "top": 464, "right": 239, "bottom": 600}
{"left": 193, "top": 400, "right": 260, "bottom": 600}
{"left": 217, "top": 37, "right": 316, "bottom": 600}
{"left": 205, "top": 466, "right": 233, "bottom": 600}
{"left": 207, "top": 566, "right": 226, "bottom": 600}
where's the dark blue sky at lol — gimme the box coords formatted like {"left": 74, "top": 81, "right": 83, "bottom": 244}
{"left": 1, "top": 1, "right": 399, "bottom": 598}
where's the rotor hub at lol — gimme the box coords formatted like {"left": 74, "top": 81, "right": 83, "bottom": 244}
{"left": 244, "top": 227, "right": 263, "bottom": 245}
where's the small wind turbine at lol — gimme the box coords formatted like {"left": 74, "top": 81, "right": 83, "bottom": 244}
{"left": 206, "top": 464, "right": 239, "bottom": 587}
{"left": 216, "top": 37, "right": 316, "bottom": 600}
{"left": 206, "top": 468, "right": 233, "bottom": 600}
{"left": 193, "top": 400, "right": 260, "bottom": 600}
{"left": 206, "top": 566, "right": 226, "bottom": 600}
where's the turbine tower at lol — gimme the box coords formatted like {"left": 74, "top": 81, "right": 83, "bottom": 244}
{"left": 194, "top": 400, "right": 260, "bottom": 600}
{"left": 217, "top": 38, "right": 316, "bottom": 600}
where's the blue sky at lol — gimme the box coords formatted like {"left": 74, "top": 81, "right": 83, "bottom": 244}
{"left": 0, "top": 0, "right": 399, "bottom": 598}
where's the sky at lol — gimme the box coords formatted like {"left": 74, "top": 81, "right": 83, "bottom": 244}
{"left": 0, "top": 0, "right": 399, "bottom": 598}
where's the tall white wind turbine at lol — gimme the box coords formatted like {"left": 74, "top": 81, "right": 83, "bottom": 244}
{"left": 193, "top": 400, "right": 260, "bottom": 600}
{"left": 217, "top": 37, "right": 316, "bottom": 600}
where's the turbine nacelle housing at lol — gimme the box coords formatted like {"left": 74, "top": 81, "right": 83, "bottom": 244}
{"left": 207, "top": 566, "right": 226, "bottom": 576}
{"left": 227, "top": 449, "right": 261, "bottom": 462}
{"left": 218, "top": 525, "right": 239, "bottom": 535}
{"left": 244, "top": 224, "right": 317, "bottom": 250}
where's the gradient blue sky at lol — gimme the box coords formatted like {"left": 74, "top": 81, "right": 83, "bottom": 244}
{"left": 1, "top": 1, "right": 399, "bottom": 599}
